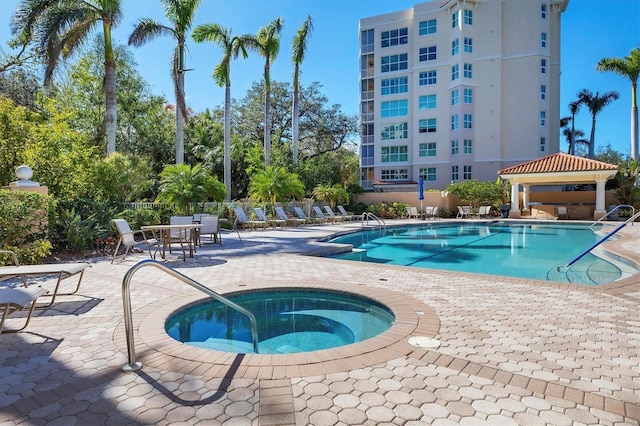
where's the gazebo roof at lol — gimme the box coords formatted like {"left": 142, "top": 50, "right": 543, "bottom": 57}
{"left": 497, "top": 152, "right": 619, "bottom": 185}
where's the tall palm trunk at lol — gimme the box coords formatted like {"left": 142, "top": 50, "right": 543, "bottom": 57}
{"left": 588, "top": 116, "right": 596, "bottom": 159}
{"left": 631, "top": 83, "right": 638, "bottom": 162}
{"left": 264, "top": 62, "right": 271, "bottom": 167}
{"left": 292, "top": 71, "right": 299, "bottom": 164}
{"left": 176, "top": 70, "right": 185, "bottom": 164}
{"left": 103, "top": 21, "right": 117, "bottom": 155}
{"left": 224, "top": 83, "right": 232, "bottom": 201}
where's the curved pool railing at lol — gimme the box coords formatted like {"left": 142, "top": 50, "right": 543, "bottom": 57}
{"left": 121, "top": 259, "right": 259, "bottom": 372}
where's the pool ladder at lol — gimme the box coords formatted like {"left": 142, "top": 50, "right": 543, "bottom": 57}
{"left": 121, "top": 259, "right": 259, "bottom": 372}
{"left": 361, "top": 212, "right": 386, "bottom": 230}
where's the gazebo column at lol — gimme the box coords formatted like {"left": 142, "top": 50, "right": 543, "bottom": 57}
{"left": 521, "top": 185, "right": 530, "bottom": 212}
{"left": 509, "top": 182, "right": 521, "bottom": 218}
{"left": 594, "top": 178, "right": 607, "bottom": 220}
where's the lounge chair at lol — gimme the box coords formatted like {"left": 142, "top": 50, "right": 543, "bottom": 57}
{"left": 337, "top": 205, "right": 359, "bottom": 221}
{"left": 556, "top": 206, "right": 569, "bottom": 219}
{"left": 313, "top": 206, "right": 339, "bottom": 223}
{"left": 275, "top": 206, "right": 306, "bottom": 226}
{"left": 198, "top": 215, "right": 221, "bottom": 245}
{"left": 0, "top": 286, "right": 49, "bottom": 333}
{"left": 233, "top": 207, "right": 267, "bottom": 230}
{"left": 112, "top": 219, "right": 158, "bottom": 263}
{"left": 406, "top": 206, "right": 420, "bottom": 219}
{"left": 323, "top": 206, "right": 346, "bottom": 222}
{"left": 423, "top": 206, "right": 437, "bottom": 220}
{"left": 293, "top": 206, "right": 324, "bottom": 225}
{"left": 253, "top": 207, "right": 286, "bottom": 229}
{"left": 478, "top": 206, "right": 491, "bottom": 218}
{"left": 456, "top": 206, "right": 471, "bottom": 219}
{"left": 0, "top": 250, "right": 90, "bottom": 308}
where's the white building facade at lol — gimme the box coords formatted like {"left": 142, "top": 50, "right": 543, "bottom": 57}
{"left": 359, "top": 0, "right": 569, "bottom": 191}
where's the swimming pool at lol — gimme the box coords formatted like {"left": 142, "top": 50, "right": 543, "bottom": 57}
{"left": 328, "top": 222, "right": 635, "bottom": 285}
{"left": 165, "top": 289, "right": 395, "bottom": 354}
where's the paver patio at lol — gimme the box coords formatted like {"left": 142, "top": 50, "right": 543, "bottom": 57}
{"left": 1, "top": 219, "right": 638, "bottom": 425}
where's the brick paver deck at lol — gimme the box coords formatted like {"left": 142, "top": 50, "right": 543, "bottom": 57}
{"left": 1, "top": 219, "right": 638, "bottom": 425}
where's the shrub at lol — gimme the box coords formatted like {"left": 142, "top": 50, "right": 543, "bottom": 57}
{"left": 116, "top": 209, "right": 161, "bottom": 232}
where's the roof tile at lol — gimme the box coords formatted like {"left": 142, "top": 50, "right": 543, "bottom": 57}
{"left": 498, "top": 152, "right": 618, "bottom": 175}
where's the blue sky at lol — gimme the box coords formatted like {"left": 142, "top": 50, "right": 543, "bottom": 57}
{"left": 1, "top": 0, "right": 638, "bottom": 157}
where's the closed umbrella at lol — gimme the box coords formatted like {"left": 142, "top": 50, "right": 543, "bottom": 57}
{"left": 418, "top": 178, "right": 424, "bottom": 212}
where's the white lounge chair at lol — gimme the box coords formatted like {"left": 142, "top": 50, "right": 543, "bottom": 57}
{"left": 112, "top": 219, "right": 158, "bottom": 263}
{"left": 0, "top": 250, "right": 90, "bottom": 308}
{"left": 478, "top": 206, "right": 491, "bottom": 218}
{"left": 407, "top": 206, "right": 420, "bottom": 219}
{"left": 0, "top": 286, "right": 49, "bottom": 333}
{"left": 423, "top": 206, "right": 437, "bottom": 220}
{"left": 275, "top": 206, "right": 306, "bottom": 226}
{"left": 456, "top": 206, "right": 471, "bottom": 219}
{"left": 337, "top": 205, "right": 358, "bottom": 221}
{"left": 254, "top": 207, "right": 286, "bottom": 228}
{"left": 293, "top": 206, "right": 323, "bottom": 225}
{"left": 233, "top": 207, "right": 268, "bottom": 230}
{"left": 313, "top": 206, "right": 338, "bottom": 223}
{"left": 323, "top": 206, "right": 346, "bottom": 222}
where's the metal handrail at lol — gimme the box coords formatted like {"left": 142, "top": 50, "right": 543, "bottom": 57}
{"left": 361, "top": 212, "right": 386, "bottom": 230}
{"left": 561, "top": 210, "right": 640, "bottom": 272}
{"left": 590, "top": 204, "right": 636, "bottom": 230}
{"left": 121, "top": 259, "right": 259, "bottom": 372}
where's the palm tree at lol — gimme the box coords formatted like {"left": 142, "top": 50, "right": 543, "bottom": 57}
{"left": 245, "top": 17, "right": 284, "bottom": 168}
{"left": 192, "top": 23, "right": 250, "bottom": 202}
{"left": 563, "top": 100, "right": 582, "bottom": 155}
{"left": 156, "top": 163, "right": 226, "bottom": 215}
{"left": 291, "top": 15, "right": 313, "bottom": 165}
{"left": 12, "top": 0, "right": 122, "bottom": 155}
{"left": 128, "top": 0, "right": 202, "bottom": 165}
{"left": 249, "top": 166, "right": 304, "bottom": 207}
{"left": 561, "top": 127, "right": 588, "bottom": 156}
{"left": 577, "top": 89, "right": 620, "bottom": 159}
{"left": 597, "top": 47, "right": 640, "bottom": 163}
{"left": 312, "top": 184, "right": 348, "bottom": 209}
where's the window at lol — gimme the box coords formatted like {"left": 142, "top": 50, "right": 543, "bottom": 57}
{"left": 451, "top": 39, "right": 459, "bottom": 56}
{"left": 419, "top": 167, "right": 437, "bottom": 182}
{"left": 361, "top": 144, "right": 374, "bottom": 166}
{"left": 451, "top": 114, "right": 459, "bottom": 130}
{"left": 540, "top": 85, "right": 546, "bottom": 100}
{"left": 541, "top": 4, "right": 547, "bottom": 19}
{"left": 541, "top": 59, "right": 546, "bottom": 74}
{"left": 419, "top": 19, "right": 437, "bottom": 35}
{"left": 451, "top": 165, "right": 459, "bottom": 181}
{"left": 419, "top": 118, "right": 437, "bottom": 133}
{"left": 381, "top": 169, "right": 408, "bottom": 180}
{"left": 541, "top": 32, "right": 547, "bottom": 48}
{"left": 463, "top": 165, "right": 472, "bottom": 180}
{"left": 381, "top": 145, "right": 408, "bottom": 162}
{"left": 381, "top": 77, "right": 408, "bottom": 95}
{"left": 464, "top": 114, "right": 473, "bottom": 129}
{"left": 451, "top": 139, "right": 459, "bottom": 155}
{"left": 381, "top": 54, "right": 408, "bottom": 73}
{"left": 464, "top": 37, "right": 473, "bottom": 53}
{"left": 463, "top": 139, "right": 472, "bottom": 154}
{"left": 419, "top": 70, "right": 437, "bottom": 85}
{"left": 463, "top": 9, "right": 473, "bottom": 25}
{"left": 540, "top": 111, "right": 546, "bottom": 126}
{"left": 381, "top": 28, "right": 408, "bottom": 48}
{"left": 361, "top": 29, "right": 374, "bottom": 53}
{"left": 451, "top": 89, "right": 459, "bottom": 105}
{"left": 361, "top": 123, "right": 374, "bottom": 144}
{"left": 419, "top": 94, "right": 437, "bottom": 110}
{"left": 540, "top": 137, "right": 546, "bottom": 152}
{"left": 419, "top": 46, "right": 437, "bottom": 62}
{"left": 463, "top": 63, "right": 472, "bottom": 78}
{"left": 451, "top": 64, "right": 459, "bottom": 80}
{"left": 419, "top": 142, "right": 437, "bottom": 157}
{"left": 381, "top": 122, "right": 408, "bottom": 140}
{"left": 463, "top": 88, "right": 473, "bottom": 104}
{"left": 452, "top": 11, "right": 459, "bottom": 28}
{"left": 381, "top": 100, "right": 408, "bottom": 118}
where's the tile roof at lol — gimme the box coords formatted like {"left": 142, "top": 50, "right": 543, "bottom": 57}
{"left": 498, "top": 152, "right": 619, "bottom": 175}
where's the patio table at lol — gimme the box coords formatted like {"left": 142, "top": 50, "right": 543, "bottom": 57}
{"left": 141, "top": 224, "right": 202, "bottom": 260}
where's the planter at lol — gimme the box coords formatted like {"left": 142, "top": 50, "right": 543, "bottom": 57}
{"left": 500, "top": 205, "right": 510, "bottom": 218}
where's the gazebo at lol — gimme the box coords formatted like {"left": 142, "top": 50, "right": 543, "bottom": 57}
{"left": 497, "top": 152, "right": 619, "bottom": 220}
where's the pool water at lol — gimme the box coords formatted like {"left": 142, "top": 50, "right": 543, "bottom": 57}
{"left": 328, "top": 222, "right": 634, "bottom": 285}
{"left": 165, "top": 289, "right": 395, "bottom": 354}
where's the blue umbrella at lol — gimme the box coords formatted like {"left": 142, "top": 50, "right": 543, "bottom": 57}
{"left": 418, "top": 178, "right": 424, "bottom": 212}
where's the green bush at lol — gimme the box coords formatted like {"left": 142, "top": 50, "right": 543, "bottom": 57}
{"left": 0, "top": 189, "right": 53, "bottom": 264}
{"left": 366, "top": 201, "right": 409, "bottom": 218}
{"left": 116, "top": 208, "right": 161, "bottom": 232}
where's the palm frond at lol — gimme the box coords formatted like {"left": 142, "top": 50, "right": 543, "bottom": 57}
{"left": 128, "top": 19, "right": 173, "bottom": 46}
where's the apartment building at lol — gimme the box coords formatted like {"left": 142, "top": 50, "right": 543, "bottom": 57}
{"left": 359, "top": 0, "right": 569, "bottom": 191}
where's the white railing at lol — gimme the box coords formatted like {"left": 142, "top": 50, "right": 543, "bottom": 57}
{"left": 362, "top": 212, "right": 386, "bottom": 230}
{"left": 590, "top": 204, "right": 636, "bottom": 230}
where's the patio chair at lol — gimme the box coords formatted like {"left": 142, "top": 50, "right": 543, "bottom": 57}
{"left": 275, "top": 206, "right": 306, "bottom": 226}
{"left": 0, "top": 286, "right": 49, "bottom": 333}
{"left": 556, "top": 206, "right": 569, "bottom": 219}
{"left": 323, "top": 206, "right": 346, "bottom": 222}
{"left": 0, "top": 250, "right": 90, "bottom": 308}
{"left": 111, "top": 219, "right": 158, "bottom": 263}
{"left": 337, "top": 205, "right": 359, "bottom": 221}
{"left": 168, "top": 216, "right": 195, "bottom": 254}
{"left": 233, "top": 207, "right": 268, "bottom": 230}
{"left": 456, "top": 206, "right": 471, "bottom": 219}
{"left": 313, "top": 206, "right": 339, "bottom": 223}
{"left": 293, "top": 206, "right": 324, "bottom": 225}
{"left": 423, "top": 206, "right": 437, "bottom": 220}
{"left": 478, "top": 206, "right": 491, "bottom": 218}
{"left": 407, "top": 206, "right": 420, "bottom": 219}
{"left": 254, "top": 207, "right": 286, "bottom": 229}
{"left": 198, "top": 215, "right": 221, "bottom": 245}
